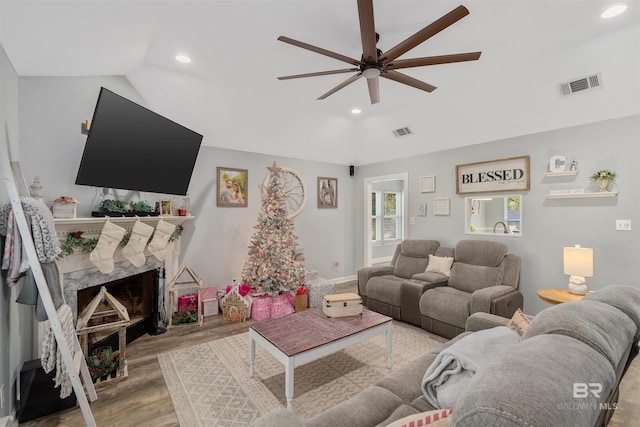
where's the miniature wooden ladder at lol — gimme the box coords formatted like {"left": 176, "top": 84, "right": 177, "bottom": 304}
{"left": 0, "top": 142, "right": 98, "bottom": 426}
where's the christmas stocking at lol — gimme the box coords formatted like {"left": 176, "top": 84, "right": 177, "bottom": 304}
{"left": 89, "top": 221, "right": 126, "bottom": 274}
{"left": 147, "top": 219, "right": 176, "bottom": 261}
{"left": 121, "top": 220, "right": 154, "bottom": 267}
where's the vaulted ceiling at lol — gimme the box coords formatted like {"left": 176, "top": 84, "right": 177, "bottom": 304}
{"left": 1, "top": 1, "right": 638, "bottom": 165}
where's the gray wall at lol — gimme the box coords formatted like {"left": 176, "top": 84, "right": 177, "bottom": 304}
{"left": 16, "top": 76, "right": 357, "bottom": 287}
{"left": 0, "top": 42, "right": 29, "bottom": 421}
{"left": 355, "top": 115, "right": 640, "bottom": 315}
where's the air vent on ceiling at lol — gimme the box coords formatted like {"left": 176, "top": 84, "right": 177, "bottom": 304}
{"left": 558, "top": 73, "right": 602, "bottom": 97}
{"left": 392, "top": 127, "right": 413, "bottom": 137}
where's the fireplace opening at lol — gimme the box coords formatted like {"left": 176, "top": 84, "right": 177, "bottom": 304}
{"left": 76, "top": 269, "right": 161, "bottom": 354}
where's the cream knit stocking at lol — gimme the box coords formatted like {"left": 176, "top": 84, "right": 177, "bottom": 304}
{"left": 121, "top": 220, "right": 154, "bottom": 267}
{"left": 147, "top": 219, "right": 176, "bottom": 261}
{"left": 89, "top": 221, "right": 126, "bottom": 274}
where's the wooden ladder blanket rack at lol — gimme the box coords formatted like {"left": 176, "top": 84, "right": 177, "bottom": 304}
{"left": 1, "top": 141, "right": 98, "bottom": 426}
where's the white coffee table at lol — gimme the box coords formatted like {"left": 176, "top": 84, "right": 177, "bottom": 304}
{"left": 248, "top": 308, "right": 392, "bottom": 409}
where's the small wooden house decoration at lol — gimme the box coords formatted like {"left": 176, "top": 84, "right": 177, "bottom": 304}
{"left": 221, "top": 287, "right": 252, "bottom": 321}
{"left": 76, "top": 286, "right": 130, "bottom": 386}
{"left": 166, "top": 264, "right": 203, "bottom": 328}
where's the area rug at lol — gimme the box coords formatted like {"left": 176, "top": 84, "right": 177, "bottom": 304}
{"left": 157, "top": 321, "right": 446, "bottom": 426}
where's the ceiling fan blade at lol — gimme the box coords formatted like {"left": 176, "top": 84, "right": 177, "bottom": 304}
{"left": 381, "top": 70, "right": 437, "bottom": 93}
{"left": 367, "top": 76, "right": 380, "bottom": 104}
{"left": 357, "top": 0, "right": 378, "bottom": 62}
{"left": 381, "top": 5, "right": 470, "bottom": 64}
{"left": 278, "top": 68, "right": 360, "bottom": 80}
{"left": 278, "top": 36, "right": 362, "bottom": 66}
{"left": 317, "top": 73, "right": 363, "bottom": 100}
{"left": 386, "top": 52, "right": 482, "bottom": 70}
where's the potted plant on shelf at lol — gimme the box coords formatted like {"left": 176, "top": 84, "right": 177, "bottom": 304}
{"left": 589, "top": 169, "right": 616, "bottom": 192}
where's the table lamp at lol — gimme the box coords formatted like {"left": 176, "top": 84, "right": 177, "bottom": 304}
{"left": 563, "top": 244, "right": 593, "bottom": 295}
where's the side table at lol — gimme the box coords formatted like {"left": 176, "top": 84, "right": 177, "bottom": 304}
{"left": 537, "top": 288, "right": 585, "bottom": 305}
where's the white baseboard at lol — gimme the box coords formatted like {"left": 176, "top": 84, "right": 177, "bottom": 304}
{"left": 333, "top": 275, "right": 356, "bottom": 284}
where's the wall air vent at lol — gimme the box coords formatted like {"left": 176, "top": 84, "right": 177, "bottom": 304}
{"left": 558, "top": 73, "right": 602, "bottom": 97}
{"left": 392, "top": 127, "right": 412, "bottom": 137}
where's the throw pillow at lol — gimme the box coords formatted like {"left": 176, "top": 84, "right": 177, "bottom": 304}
{"left": 507, "top": 308, "right": 531, "bottom": 341}
{"left": 385, "top": 408, "right": 453, "bottom": 427}
{"left": 426, "top": 255, "right": 454, "bottom": 277}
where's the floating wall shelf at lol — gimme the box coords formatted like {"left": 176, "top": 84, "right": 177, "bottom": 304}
{"left": 544, "top": 171, "right": 578, "bottom": 177}
{"left": 545, "top": 192, "right": 617, "bottom": 199}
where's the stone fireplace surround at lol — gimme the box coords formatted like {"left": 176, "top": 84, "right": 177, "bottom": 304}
{"left": 54, "top": 215, "right": 191, "bottom": 328}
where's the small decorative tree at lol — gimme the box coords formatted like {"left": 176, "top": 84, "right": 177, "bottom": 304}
{"left": 242, "top": 162, "right": 306, "bottom": 295}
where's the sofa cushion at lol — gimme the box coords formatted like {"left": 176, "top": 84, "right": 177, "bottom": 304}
{"left": 583, "top": 284, "right": 640, "bottom": 334}
{"left": 401, "top": 239, "right": 441, "bottom": 258}
{"left": 392, "top": 240, "right": 440, "bottom": 279}
{"left": 307, "top": 386, "right": 405, "bottom": 427}
{"left": 394, "top": 255, "right": 430, "bottom": 279}
{"left": 367, "top": 275, "right": 405, "bottom": 305}
{"left": 421, "top": 287, "right": 471, "bottom": 329}
{"left": 522, "top": 300, "right": 636, "bottom": 368}
{"left": 454, "top": 240, "right": 507, "bottom": 267}
{"left": 451, "top": 334, "right": 616, "bottom": 427}
{"left": 448, "top": 262, "right": 504, "bottom": 293}
{"left": 426, "top": 254, "right": 454, "bottom": 277}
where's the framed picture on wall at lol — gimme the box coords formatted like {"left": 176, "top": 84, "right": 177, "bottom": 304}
{"left": 318, "top": 177, "right": 338, "bottom": 208}
{"left": 217, "top": 167, "right": 248, "bottom": 207}
{"left": 434, "top": 198, "right": 450, "bottom": 216}
{"left": 420, "top": 176, "right": 435, "bottom": 193}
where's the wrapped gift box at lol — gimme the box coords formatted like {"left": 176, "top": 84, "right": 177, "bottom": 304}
{"left": 201, "top": 285, "right": 218, "bottom": 317}
{"left": 251, "top": 294, "right": 273, "bottom": 321}
{"left": 177, "top": 293, "right": 198, "bottom": 312}
{"left": 271, "top": 293, "right": 295, "bottom": 318}
{"left": 306, "top": 277, "right": 336, "bottom": 308}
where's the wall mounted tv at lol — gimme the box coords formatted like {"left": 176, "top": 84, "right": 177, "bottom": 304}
{"left": 75, "top": 87, "right": 203, "bottom": 196}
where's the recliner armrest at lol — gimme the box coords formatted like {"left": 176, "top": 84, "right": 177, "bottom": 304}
{"left": 470, "top": 285, "right": 519, "bottom": 314}
{"left": 465, "top": 312, "right": 510, "bottom": 332}
{"left": 357, "top": 265, "right": 395, "bottom": 296}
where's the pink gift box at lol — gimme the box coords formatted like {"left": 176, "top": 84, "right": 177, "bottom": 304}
{"left": 177, "top": 292, "right": 198, "bottom": 312}
{"left": 251, "top": 294, "right": 274, "bottom": 321}
{"left": 271, "top": 293, "right": 295, "bottom": 318}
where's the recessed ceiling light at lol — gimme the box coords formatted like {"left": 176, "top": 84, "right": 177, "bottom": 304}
{"left": 351, "top": 108, "right": 362, "bottom": 114}
{"left": 175, "top": 55, "right": 192, "bottom": 64}
{"left": 601, "top": 4, "right": 627, "bottom": 18}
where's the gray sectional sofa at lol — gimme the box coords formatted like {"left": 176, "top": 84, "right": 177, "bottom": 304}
{"left": 252, "top": 284, "right": 640, "bottom": 427}
{"left": 358, "top": 239, "right": 523, "bottom": 337}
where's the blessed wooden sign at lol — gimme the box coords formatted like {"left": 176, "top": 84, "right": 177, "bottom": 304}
{"left": 456, "top": 156, "right": 530, "bottom": 194}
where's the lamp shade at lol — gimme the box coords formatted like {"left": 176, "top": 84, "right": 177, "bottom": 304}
{"left": 563, "top": 245, "right": 593, "bottom": 277}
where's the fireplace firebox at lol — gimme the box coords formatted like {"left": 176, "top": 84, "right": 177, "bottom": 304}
{"left": 76, "top": 269, "right": 162, "bottom": 353}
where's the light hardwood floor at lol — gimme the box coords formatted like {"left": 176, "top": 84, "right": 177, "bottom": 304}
{"left": 20, "top": 282, "right": 639, "bottom": 426}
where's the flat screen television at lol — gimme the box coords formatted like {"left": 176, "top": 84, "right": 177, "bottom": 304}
{"left": 75, "top": 87, "right": 203, "bottom": 196}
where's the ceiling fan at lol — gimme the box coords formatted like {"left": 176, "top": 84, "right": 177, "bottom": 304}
{"left": 277, "top": 1, "right": 481, "bottom": 104}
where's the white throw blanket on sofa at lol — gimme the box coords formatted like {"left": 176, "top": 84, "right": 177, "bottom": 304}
{"left": 422, "top": 326, "right": 518, "bottom": 409}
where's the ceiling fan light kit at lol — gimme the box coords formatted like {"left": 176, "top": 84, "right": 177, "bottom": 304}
{"left": 277, "top": 1, "right": 482, "bottom": 104}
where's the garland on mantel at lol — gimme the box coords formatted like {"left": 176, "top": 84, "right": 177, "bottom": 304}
{"left": 57, "top": 225, "right": 184, "bottom": 259}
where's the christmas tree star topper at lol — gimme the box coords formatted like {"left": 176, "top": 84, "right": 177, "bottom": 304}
{"left": 266, "top": 161, "right": 282, "bottom": 178}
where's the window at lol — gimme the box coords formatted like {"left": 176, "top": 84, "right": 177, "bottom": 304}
{"left": 371, "top": 191, "right": 403, "bottom": 242}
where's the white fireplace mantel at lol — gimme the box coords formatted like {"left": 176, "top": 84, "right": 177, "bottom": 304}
{"left": 53, "top": 215, "right": 194, "bottom": 238}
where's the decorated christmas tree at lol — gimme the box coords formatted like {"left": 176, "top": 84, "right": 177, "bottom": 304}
{"left": 241, "top": 161, "right": 306, "bottom": 295}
